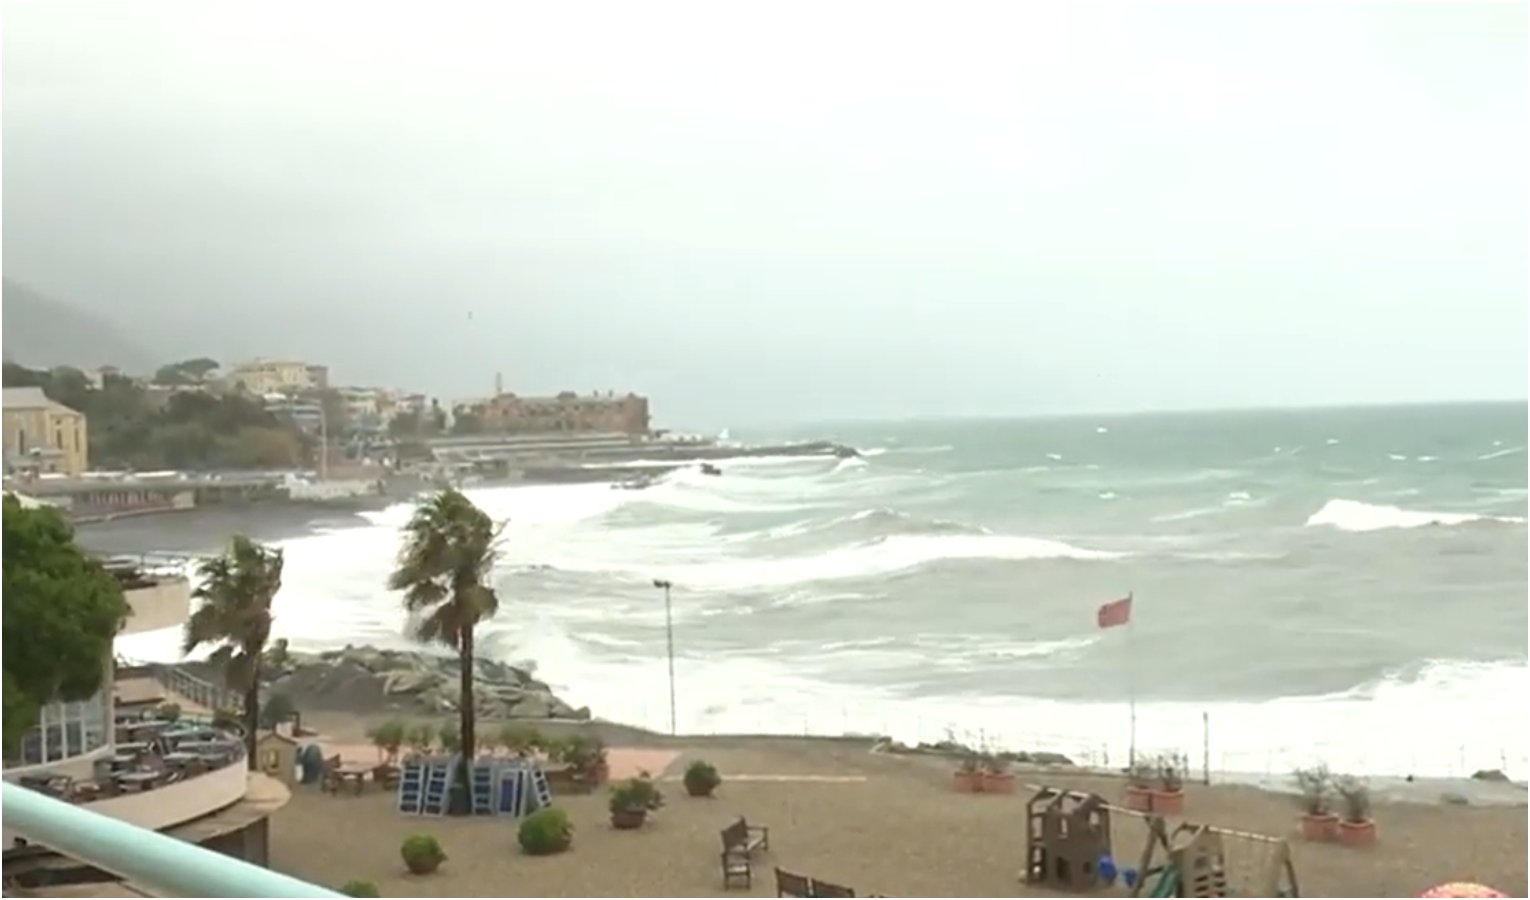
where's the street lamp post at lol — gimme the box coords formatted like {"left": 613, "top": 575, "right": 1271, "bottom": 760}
{"left": 652, "top": 578, "right": 677, "bottom": 736}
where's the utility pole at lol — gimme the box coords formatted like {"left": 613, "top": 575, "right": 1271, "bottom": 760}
{"left": 652, "top": 578, "right": 677, "bottom": 736}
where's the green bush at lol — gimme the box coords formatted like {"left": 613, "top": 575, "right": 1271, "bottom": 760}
{"left": 400, "top": 833, "right": 445, "bottom": 875}
{"left": 498, "top": 723, "right": 545, "bottom": 756}
{"left": 259, "top": 693, "right": 296, "bottom": 730}
{"left": 405, "top": 723, "right": 434, "bottom": 756}
{"left": 683, "top": 760, "right": 721, "bottom": 797}
{"left": 437, "top": 722, "right": 461, "bottom": 754}
{"left": 518, "top": 807, "right": 574, "bottom": 855}
{"left": 368, "top": 720, "right": 408, "bottom": 762}
{"left": 553, "top": 734, "right": 607, "bottom": 776}
{"left": 608, "top": 776, "right": 665, "bottom": 814}
{"left": 340, "top": 880, "right": 380, "bottom": 897}
{"left": 156, "top": 702, "right": 181, "bottom": 722}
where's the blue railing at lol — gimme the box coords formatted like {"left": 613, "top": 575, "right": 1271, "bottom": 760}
{"left": 0, "top": 782, "right": 342, "bottom": 897}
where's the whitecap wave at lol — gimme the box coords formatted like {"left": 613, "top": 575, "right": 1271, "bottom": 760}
{"left": 1477, "top": 445, "right": 1526, "bottom": 462}
{"left": 1305, "top": 498, "right": 1527, "bottom": 532}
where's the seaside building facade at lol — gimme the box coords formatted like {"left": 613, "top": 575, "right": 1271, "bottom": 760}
{"left": 456, "top": 390, "right": 651, "bottom": 436}
{"left": 2, "top": 556, "right": 291, "bottom": 882}
{"left": 2, "top": 387, "right": 89, "bottom": 476}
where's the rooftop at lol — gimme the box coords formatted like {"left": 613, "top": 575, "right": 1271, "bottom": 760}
{"left": 2, "top": 387, "right": 82, "bottom": 415}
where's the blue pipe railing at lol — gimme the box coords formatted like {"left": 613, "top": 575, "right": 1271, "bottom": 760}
{"left": 0, "top": 782, "right": 342, "bottom": 898}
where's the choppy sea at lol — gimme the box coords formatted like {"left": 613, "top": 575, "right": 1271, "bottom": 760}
{"left": 111, "top": 402, "right": 1528, "bottom": 779}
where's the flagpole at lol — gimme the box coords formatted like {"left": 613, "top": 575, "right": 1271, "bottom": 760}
{"left": 1127, "top": 591, "right": 1137, "bottom": 769}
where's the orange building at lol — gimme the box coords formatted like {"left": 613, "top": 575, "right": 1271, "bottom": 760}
{"left": 463, "top": 391, "right": 650, "bottom": 436}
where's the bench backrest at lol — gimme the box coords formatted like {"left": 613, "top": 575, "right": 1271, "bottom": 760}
{"left": 813, "top": 879, "right": 857, "bottom": 898}
{"left": 721, "top": 819, "right": 749, "bottom": 849}
{"left": 775, "top": 868, "right": 812, "bottom": 897}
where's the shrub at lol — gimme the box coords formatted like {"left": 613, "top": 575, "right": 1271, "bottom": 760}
{"left": 683, "top": 760, "right": 721, "bottom": 796}
{"left": 405, "top": 723, "right": 435, "bottom": 757}
{"left": 156, "top": 702, "right": 181, "bottom": 722}
{"left": 1127, "top": 760, "right": 1155, "bottom": 788}
{"left": 340, "top": 880, "right": 380, "bottom": 897}
{"left": 983, "top": 753, "right": 1011, "bottom": 775}
{"left": 554, "top": 734, "right": 607, "bottom": 777}
{"left": 368, "top": 720, "right": 408, "bottom": 762}
{"left": 1156, "top": 752, "right": 1188, "bottom": 792}
{"left": 437, "top": 722, "right": 461, "bottom": 755}
{"left": 1335, "top": 775, "right": 1371, "bottom": 823}
{"left": 498, "top": 723, "right": 545, "bottom": 756}
{"left": 1293, "top": 765, "right": 1334, "bottom": 816}
{"left": 608, "top": 776, "right": 665, "bottom": 814}
{"left": 518, "top": 806, "right": 574, "bottom": 855}
{"left": 399, "top": 834, "right": 445, "bottom": 875}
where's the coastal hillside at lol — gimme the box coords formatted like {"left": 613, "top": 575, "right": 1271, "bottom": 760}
{"left": 1, "top": 278, "right": 159, "bottom": 372}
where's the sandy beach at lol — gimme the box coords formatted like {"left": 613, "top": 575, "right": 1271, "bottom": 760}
{"left": 267, "top": 716, "right": 1528, "bottom": 898}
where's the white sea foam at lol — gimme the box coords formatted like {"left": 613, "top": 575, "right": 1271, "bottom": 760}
{"left": 1305, "top": 498, "right": 1527, "bottom": 532}
{"left": 1477, "top": 445, "right": 1526, "bottom": 462}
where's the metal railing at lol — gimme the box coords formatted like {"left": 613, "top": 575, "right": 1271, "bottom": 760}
{"left": 152, "top": 664, "right": 243, "bottom": 715}
{"left": 0, "top": 782, "right": 342, "bottom": 897}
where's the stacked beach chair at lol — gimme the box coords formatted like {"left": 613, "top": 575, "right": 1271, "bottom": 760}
{"left": 397, "top": 754, "right": 551, "bottom": 818}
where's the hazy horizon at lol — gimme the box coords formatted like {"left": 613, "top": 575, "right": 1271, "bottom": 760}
{"left": 3, "top": 1, "right": 1526, "bottom": 429}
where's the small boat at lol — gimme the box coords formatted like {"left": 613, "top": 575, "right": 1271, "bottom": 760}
{"left": 699, "top": 463, "right": 722, "bottom": 476}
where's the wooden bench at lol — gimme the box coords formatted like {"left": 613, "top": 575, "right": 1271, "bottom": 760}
{"left": 719, "top": 817, "right": 770, "bottom": 890}
{"left": 773, "top": 868, "right": 860, "bottom": 898}
{"left": 721, "top": 817, "right": 769, "bottom": 856}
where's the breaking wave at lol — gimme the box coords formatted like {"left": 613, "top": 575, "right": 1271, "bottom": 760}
{"left": 1305, "top": 498, "right": 1528, "bottom": 533}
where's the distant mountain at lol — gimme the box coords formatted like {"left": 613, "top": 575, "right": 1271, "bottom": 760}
{"left": 1, "top": 278, "right": 159, "bottom": 374}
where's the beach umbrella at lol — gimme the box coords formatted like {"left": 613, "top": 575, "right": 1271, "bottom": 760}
{"left": 1417, "top": 884, "right": 1507, "bottom": 898}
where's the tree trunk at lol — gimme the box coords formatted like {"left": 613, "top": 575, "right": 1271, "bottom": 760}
{"left": 459, "top": 627, "right": 476, "bottom": 761}
{"left": 243, "top": 658, "right": 260, "bottom": 760}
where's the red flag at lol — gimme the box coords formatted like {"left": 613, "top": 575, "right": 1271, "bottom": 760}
{"left": 1096, "top": 595, "right": 1132, "bottom": 629}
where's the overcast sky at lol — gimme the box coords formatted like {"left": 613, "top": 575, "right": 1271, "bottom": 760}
{"left": 3, "top": 1, "right": 1525, "bottom": 427}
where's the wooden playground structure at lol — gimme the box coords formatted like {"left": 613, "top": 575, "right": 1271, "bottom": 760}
{"left": 1020, "top": 782, "right": 1299, "bottom": 898}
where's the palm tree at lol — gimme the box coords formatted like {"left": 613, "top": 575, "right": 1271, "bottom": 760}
{"left": 182, "top": 534, "right": 284, "bottom": 758}
{"left": 387, "top": 489, "right": 500, "bottom": 765}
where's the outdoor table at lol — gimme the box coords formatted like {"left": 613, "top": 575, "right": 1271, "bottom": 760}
{"left": 163, "top": 752, "right": 200, "bottom": 764}
{"left": 335, "top": 765, "right": 370, "bottom": 796}
{"left": 116, "top": 771, "right": 160, "bottom": 792}
{"left": 115, "top": 742, "right": 150, "bottom": 754}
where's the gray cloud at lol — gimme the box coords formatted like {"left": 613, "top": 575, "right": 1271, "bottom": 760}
{"left": 4, "top": 1, "right": 1525, "bottom": 428}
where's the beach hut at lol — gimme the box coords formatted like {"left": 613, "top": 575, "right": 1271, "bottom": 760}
{"left": 255, "top": 731, "right": 300, "bottom": 787}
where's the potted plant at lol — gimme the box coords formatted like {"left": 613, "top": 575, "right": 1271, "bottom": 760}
{"left": 156, "top": 702, "right": 182, "bottom": 723}
{"left": 404, "top": 723, "right": 434, "bottom": 761}
{"left": 1123, "top": 760, "right": 1155, "bottom": 812}
{"left": 683, "top": 760, "right": 722, "bottom": 798}
{"left": 1335, "top": 775, "right": 1376, "bottom": 848}
{"left": 340, "top": 880, "right": 380, "bottom": 897}
{"left": 518, "top": 806, "right": 574, "bottom": 855}
{"left": 1293, "top": 765, "right": 1338, "bottom": 842}
{"left": 953, "top": 752, "right": 983, "bottom": 793}
{"left": 981, "top": 754, "right": 1016, "bottom": 794}
{"left": 558, "top": 734, "right": 609, "bottom": 786}
{"left": 608, "top": 775, "right": 664, "bottom": 829}
{"left": 1154, "top": 752, "right": 1187, "bottom": 815}
{"left": 399, "top": 834, "right": 446, "bottom": 875}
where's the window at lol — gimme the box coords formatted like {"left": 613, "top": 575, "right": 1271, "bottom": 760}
{"left": 3, "top": 686, "right": 111, "bottom": 769}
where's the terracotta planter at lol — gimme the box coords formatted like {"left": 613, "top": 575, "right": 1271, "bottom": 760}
{"left": 1123, "top": 785, "right": 1154, "bottom": 812}
{"left": 1152, "top": 788, "right": 1184, "bottom": 816}
{"left": 982, "top": 772, "right": 1017, "bottom": 794}
{"left": 1300, "top": 812, "right": 1339, "bottom": 842}
{"left": 1338, "top": 818, "right": 1376, "bottom": 848}
{"left": 610, "top": 808, "right": 647, "bottom": 830}
{"left": 953, "top": 770, "right": 983, "bottom": 793}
